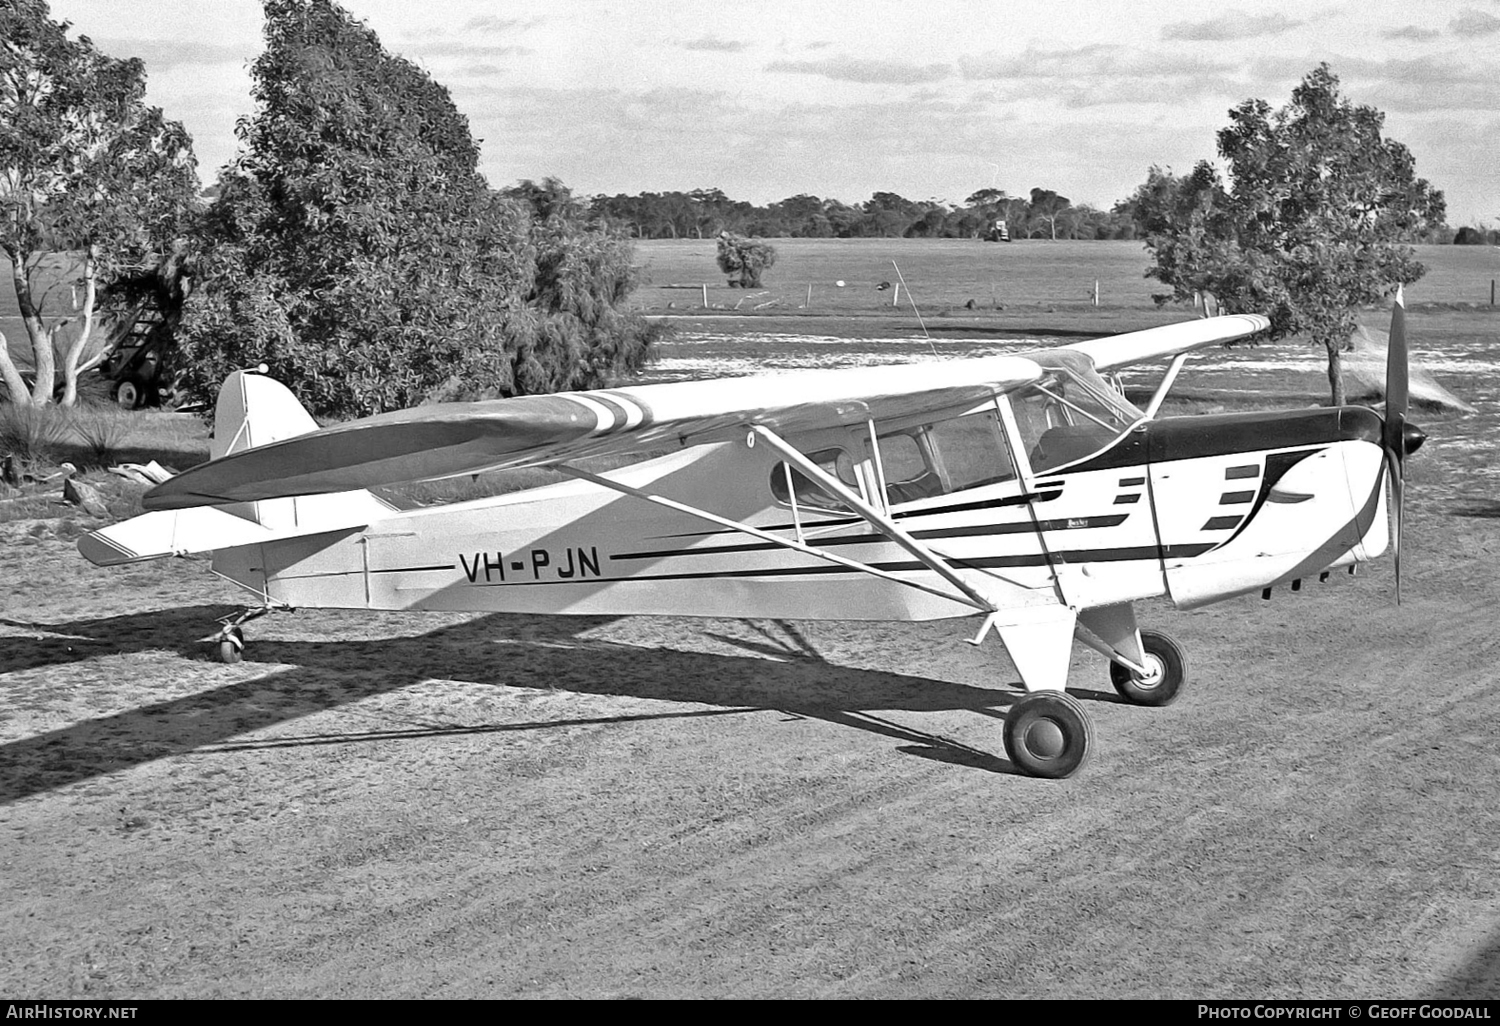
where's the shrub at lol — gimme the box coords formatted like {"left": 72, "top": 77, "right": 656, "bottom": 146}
{"left": 716, "top": 232, "right": 778, "bottom": 288}
{"left": 70, "top": 406, "right": 135, "bottom": 468}
{"left": 0, "top": 404, "right": 73, "bottom": 469}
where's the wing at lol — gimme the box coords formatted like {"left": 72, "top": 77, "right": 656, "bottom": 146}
{"left": 143, "top": 355, "right": 1044, "bottom": 510}
{"left": 1055, "top": 313, "right": 1268, "bottom": 371}
{"left": 144, "top": 316, "right": 1271, "bottom": 512}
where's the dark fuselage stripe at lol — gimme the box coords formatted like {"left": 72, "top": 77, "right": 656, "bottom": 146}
{"left": 611, "top": 515, "right": 1131, "bottom": 562}
{"left": 473, "top": 543, "right": 1209, "bottom": 587}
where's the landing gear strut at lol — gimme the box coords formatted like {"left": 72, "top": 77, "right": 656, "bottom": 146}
{"left": 1110, "top": 629, "right": 1188, "bottom": 707}
{"left": 1003, "top": 691, "right": 1094, "bottom": 779}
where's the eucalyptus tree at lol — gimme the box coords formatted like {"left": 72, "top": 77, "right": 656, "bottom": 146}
{"left": 0, "top": 0, "right": 198, "bottom": 406}
{"left": 1136, "top": 65, "right": 1445, "bottom": 405}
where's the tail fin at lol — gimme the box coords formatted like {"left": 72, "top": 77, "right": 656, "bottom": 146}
{"left": 212, "top": 370, "right": 320, "bottom": 458}
{"left": 79, "top": 371, "right": 397, "bottom": 566}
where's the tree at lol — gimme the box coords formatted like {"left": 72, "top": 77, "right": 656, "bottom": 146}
{"left": 0, "top": 0, "right": 199, "bottom": 406}
{"left": 1137, "top": 65, "right": 1445, "bottom": 405}
{"left": 1027, "top": 188, "right": 1071, "bottom": 240}
{"left": 715, "top": 231, "right": 777, "bottom": 288}
{"left": 861, "top": 191, "right": 920, "bottom": 237}
{"left": 177, "top": 0, "right": 660, "bottom": 419}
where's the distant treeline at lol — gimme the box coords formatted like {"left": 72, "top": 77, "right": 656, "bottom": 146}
{"left": 581, "top": 184, "right": 1461, "bottom": 243}
{"left": 587, "top": 187, "right": 1129, "bottom": 241}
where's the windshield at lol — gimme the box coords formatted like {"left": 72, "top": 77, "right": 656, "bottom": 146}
{"left": 1013, "top": 352, "right": 1144, "bottom": 473}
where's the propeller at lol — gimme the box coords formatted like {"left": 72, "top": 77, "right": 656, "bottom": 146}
{"left": 1381, "top": 285, "right": 1427, "bottom": 604}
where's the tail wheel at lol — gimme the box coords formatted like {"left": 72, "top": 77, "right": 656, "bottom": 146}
{"left": 212, "top": 626, "right": 244, "bottom": 664}
{"left": 1110, "top": 629, "right": 1188, "bottom": 707}
{"left": 1003, "top": 691, "right": 1094, "bottom": 779}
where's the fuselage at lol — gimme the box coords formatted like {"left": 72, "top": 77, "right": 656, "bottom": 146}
{"left": 210, "top": 397, "right": 1390, "bottom": 622}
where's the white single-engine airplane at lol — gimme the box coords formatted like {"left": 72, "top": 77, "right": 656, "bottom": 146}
{"left": 78, "top": 299, "right": 1426, "bottom": 778}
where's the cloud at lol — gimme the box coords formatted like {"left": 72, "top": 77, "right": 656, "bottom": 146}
{"left": 1381, "top": 25, "right": 1442, "bottom": 41}
{"left": 1245, "top": 52, "right": 1500, "bottom": 114}
{"left": 458, "top": 81, "right": 1217, "bottom": 212}
{"left": 91, "top": 37, "right": 253, "bottom": 73}
{"left": 399, "top": 41, "right": 533, "bottom": 62}
{"left": 764, "top": 56, "right": 951, "bottom": 85}
{"left": 676, "top": 36, "right": 748, "bottom": 53}
{"left": 1450, "top": 9, "right": 1500, "bottom": 34}
{"left": 1162, "top": 12, "right": 1303, "bottom": 41}
{"left": 462, "top": 16, "right": 544, "bottom": 34}
{"left": 960, "top": 45, "right": 1235, "bottom": 83}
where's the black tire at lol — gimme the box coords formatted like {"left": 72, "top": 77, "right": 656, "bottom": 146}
{"left": 1003, "top": 691, "right": 1094, "bottom": 779}
{"left": 212, "top": 627, "right": 244, "bottom": 664}
{"left": 114, "top": 378, "right": 143, "bottom": 410}
{"left": 1110, "top": 629, "right": 1188, "bottom": 707}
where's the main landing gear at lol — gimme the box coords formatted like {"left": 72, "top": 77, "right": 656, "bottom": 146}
{"left": 1109, "top": 629, "right": 1188, "bottom": 707}
{"left": 1003, "top": 691, "right": 1095, "bottom": 778}
{"left": 1002, "top": 628, "right": 1188, "bottom": 779}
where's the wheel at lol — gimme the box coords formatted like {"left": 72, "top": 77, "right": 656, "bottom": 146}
{"left": 1003, "top": 691, "right": 1094, "bottom": 779}
{"left": 114, "top": 378, "right": 143, "bottom": 410}
{"left": 212, "top": 627, "right": 244, "bottom": 664}
{"left": 1110, "top": 629, "right": 1188, "bottom": 707}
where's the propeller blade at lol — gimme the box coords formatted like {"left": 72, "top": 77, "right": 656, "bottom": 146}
{"left": 1384, "top": 285, "right": 1409, "bottom": 456}
{"left": 1387, "top": 450, "right": 1403, "bottom": 606}
{"left": 1382, "top": 286, "right": 1410, "bottom": 605}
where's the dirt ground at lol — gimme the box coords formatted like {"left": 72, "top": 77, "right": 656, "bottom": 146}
{"left": 3, "top": 372, "right": 1500, "bottom": 998}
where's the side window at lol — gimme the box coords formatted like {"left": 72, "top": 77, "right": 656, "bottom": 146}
{"left": 877, "top": 410, "right": 1015, "bottom": 505}
{"left": 770, "top": 447, "right": 859, "bottom": 512}
{"left": 928, "top": 410, "right": 1015, "bottom": 490}
{"left": 877, "top": 431, "right": 943, "bottom": 504}
{"left": 877, "top": 433, "right": 927, "bottom": 484}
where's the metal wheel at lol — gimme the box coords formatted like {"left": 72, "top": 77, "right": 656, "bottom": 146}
{"left": 114, "top": 378, "right": 143, "bottom": 410}
{"left": 1003, "top": 691, "right": 1094, "bottom": 779}
{"left": 1110, "top": 629, "right": 1188, "bottom": 707}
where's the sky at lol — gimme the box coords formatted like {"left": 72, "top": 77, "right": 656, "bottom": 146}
{"left": 42, "top": 0, "right": 1500, "bottom": 226}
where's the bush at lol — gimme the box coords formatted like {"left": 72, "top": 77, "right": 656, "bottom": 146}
{"left": 716, "top": 232, "right": 777, "bottom": 288}
{"left": 0, "top": 404, "right": 73, "bottom": 470}
{"left": 1453, "top": 226, "right": 1497, "bottom": 245}
{"left": 70, "top": 406, "right": 135, "bottom": 468}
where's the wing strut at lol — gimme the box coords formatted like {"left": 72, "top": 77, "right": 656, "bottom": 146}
{"left": 748, "top": 425, "right": 1001, "bottom": 613}
{"left": 553, "top": 462, "right": 991, "bottom": 613}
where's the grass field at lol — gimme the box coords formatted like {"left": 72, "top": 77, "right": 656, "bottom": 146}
{"left": 629, "top": 238, "right": 1500, "bottom": 325}
{"left": 2, "top": 239, "right": 1499, "bottom": 998}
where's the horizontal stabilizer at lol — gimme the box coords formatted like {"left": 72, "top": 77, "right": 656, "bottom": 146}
{"left": 77, "top": 489, "right": 396, "bottom": 566}
{"left": 82, "top": 369, "right": 399, "bottom": 563}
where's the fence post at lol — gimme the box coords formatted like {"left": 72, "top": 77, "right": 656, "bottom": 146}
{"left": 1093, "top": 279, "right": 1099, "bottom": 307}
{"left": 893, "top": 282, "right": 900, "bottom": 307}
{"left": 702, "top": 283, "right": 708, "bottom": 308}
{"left": 806, "top": 283, "right": 812, "bottom": 308}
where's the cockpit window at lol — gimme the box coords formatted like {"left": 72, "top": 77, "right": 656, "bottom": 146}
{"left": 1012, "top": 361, "right": 1144, "bottom": 473}
{"left": 877, "top": 408, "right": 1016, "bottom": 505}
{"left": 770, "top": 447, "right": 860, "bottom": 512}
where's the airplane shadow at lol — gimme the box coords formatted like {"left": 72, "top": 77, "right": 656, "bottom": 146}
{"left": 1449, "top": 499, "right": 1500, "bottom": 519}
{"left": 1436, "top": 928, "right": 1500, "bottom": 998}
{"left": 1, "top": 606, "right": 234, "bottom": 674}
{"left": 0, "top": 610, "right": 1127, "bottom": 802}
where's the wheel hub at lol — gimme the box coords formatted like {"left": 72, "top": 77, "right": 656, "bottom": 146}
{"left": 1133, "top": 653, "right": 1165, "bottom": 690}
{"left": 1023, "top": 718, "right": 1066, "bottom": 759}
